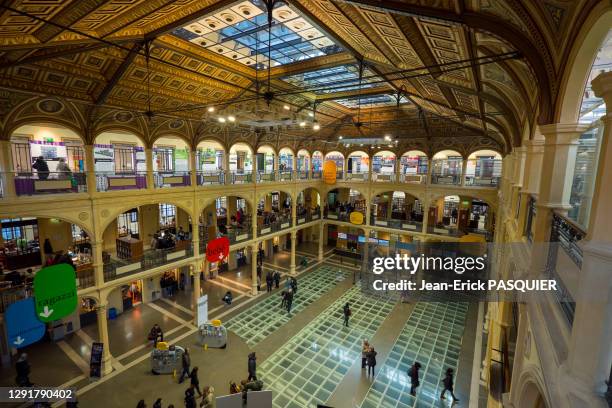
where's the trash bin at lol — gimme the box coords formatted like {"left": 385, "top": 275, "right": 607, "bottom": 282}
{"left": 108, "top": 307, "right": 117, "bottom": 320}
{"left": 51, "top": 323, "right": 65, "bottom": 341}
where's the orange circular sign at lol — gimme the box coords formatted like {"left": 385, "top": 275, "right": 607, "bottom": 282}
{"left": 349, "top": 211, "right": 364, "bottom": 225}
{"left": 322, "top": 160, "right": 337, "bottom": 184}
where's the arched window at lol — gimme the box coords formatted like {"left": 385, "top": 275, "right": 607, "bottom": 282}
{"left": 569, "top": 31, "right": 611, "bottom": 227}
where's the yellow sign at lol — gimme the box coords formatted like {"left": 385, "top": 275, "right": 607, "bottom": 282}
{"left": 322, "top": 160, "right": 337, "bottom": 184}
{"left": 349, "top": 211, "right": 364, "bottom": 225}
{"left": 211, "top": 319, "right": 222, "bottom": 327}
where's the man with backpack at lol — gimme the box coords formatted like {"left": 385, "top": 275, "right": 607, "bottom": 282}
{"left": 408, "top": 362, "right": 422, "bottom": 396}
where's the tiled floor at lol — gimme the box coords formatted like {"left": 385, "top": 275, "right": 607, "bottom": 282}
{"left": 225, "top": 265, "right": 350, "bottom": 346}
{"left": 259, "top": 285, "right": 396, "bottom": 408}
{"left": 360, "top": 301, "right": 469, "bottom": 408}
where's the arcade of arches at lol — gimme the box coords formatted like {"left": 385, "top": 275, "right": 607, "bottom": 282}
{"left": 0, "top": 1, "right": 610, "bottom": 408}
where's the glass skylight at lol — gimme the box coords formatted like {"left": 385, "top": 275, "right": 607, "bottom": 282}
{"left": 334, "top": 94, "right": 410, "bottom": 108}
{"left": 282, "top": 64, "right": 383, "bottom": 94}
{"left": 173, "top": 0, "right": 343, "bottom": 68}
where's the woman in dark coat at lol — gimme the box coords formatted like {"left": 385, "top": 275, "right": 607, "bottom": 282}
{"left": 247, "top": 352, "right": 257, "bottom": 381}
{"left": 408, "top": 362, "right": 422, "bottom": 396}
{"left": 366, "top": 347, "right": 377, "bottom": 377}
{"left": 189, "top": 367, "right": 202, "bottom": 397}
{"left": 440, "top": 368, "right": 459, "bottom": 402}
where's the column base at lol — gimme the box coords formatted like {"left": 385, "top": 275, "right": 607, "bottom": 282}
{"left": 102, "top": 356, "right": 113, "bottom": 376}
{"left": 251, "top": 285, "right": 258, "bottom": 296}
{"left": 290, "top": 264, "right": 296, "bottom": 275}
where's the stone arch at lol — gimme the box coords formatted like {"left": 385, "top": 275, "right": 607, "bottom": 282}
{"left": 256, "top": 188, "right": 295, "bottom": 204}
{"left": 0, "top": 212, "right": 94, "bottom": 240}
{"left": 515, "top": 367, "right": 551, "bottom": 408}
{"left": 93, "top": 126, "right": 148, "bottom": 148}
{"left": 555, "top": 3, "right": 612, "bottom": 123}
{"left": 150, "top": 131, "right": 193, "bottom": 150}
{"left": 99, "top": 200, "right": 196, "bottom": 233}
{"left": 4, "top": 97, "right": 87, "bottom": 141}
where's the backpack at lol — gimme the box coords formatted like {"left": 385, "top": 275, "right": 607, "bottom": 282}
{"left": 408, "top": 367, "right": 414, "bottom": 377}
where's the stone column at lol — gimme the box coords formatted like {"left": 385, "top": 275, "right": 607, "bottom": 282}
{"left": 145, "top": 148, "right": 154, "bottom": 190}
{"left": 91, "top": 240, "right": 105, "bottom": 286}
{"left": 96, "top": 300, "right": 113, "bottom": 375}
{"left": 460, "top": 157, "right": 468, "bottom": 186}
{"left": 290, "top": 230, "right": 297, "bottom": 275}
{"left": 291, "top": 194, "right": 297, "bottom": 227}
{"left": 561, "top": 72, "right": 612, "bottom": 405}
{"left": 224, "top": 151, "right": 230, "bottom": 185}
{"left": 0, "top": 140, "right": 16, "bottom": 198}
{"left": 318, "top": 223, "right": 325, "bottom": 261}
{"left": 394, "top": 154, "right": 401, "bottom": 183}
{"left": 190, "top": 148, "right": 197, "bottom": 187}
{"left": 250, "top": 244, "right": 258, "bottom": 295}
{"left": 421, "top": 198, "right": 430, "bottom": 234}
{"left": 252, "top": 152, "right": 257, "bottom": 185}
{"left": 530, "top": 123, "right": 587, "bottom": 245}
{"left": 84, "top": 144, "right": 96, "bottom": 194}
{"left": 192, "top": 261, "right": 201, "bottom": 323}
{"left": 426, "top": 156, "right": 433, "bottom": 185}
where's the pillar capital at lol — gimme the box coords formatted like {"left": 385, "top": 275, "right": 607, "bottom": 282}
{"left": 539, "top": 123, "right": 589, "bottom": 145}
{"left": 592, "top": 71, "right": 612, "bottom": 107}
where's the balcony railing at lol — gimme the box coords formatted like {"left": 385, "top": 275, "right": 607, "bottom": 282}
{"left": 545, "top": 211, "right": 585, "bottom": 326}
{"left": 465, "top": 175, "right": 501, "bottom": 187}
{"left": 372, "top": 173, "right": 395, "bottom": 182}
{"left": 369, "top": 215, "right": 422, "bottom": 232}
{"left": 279, "top": 170, "right": 293, "bottom": 181}
{"left": 0, "top": 286, "right": 26, "bottom": 313}
{"left": 154, "top": 171, "right": 191, "bottom": 188}
{"left": 399, "top": 172, "right": 427, "bottom": 184}
{"left": 11, "top": 171, "right": 88, "bottom": 195}
{"left": 257, "top": 171, "right": 276, "bottom": 182}
{"left": 197, "top": 170, "right": 224, "bottom": 185}
{"left": 297, "top": 210, "right": 320, "bottom": 224}
{"left": 258, "top": 215, "right": 292, "bottom": 236}
{"left": 336, "top": 170, "right": 344, "bottom": 180}
{"left": 77, "top": 267, "right": 95, "bottom": 289}
{"left": 345, "top": 171, "right": 368, "bottom": 181}
{"left": 324, "top": 208, "right": 365, "bottom": 224}
{"left": 312, "top": 170, "right": 322, "bottom": 179}
{"left": 97, "top": 171, "right": 147, "bottom": 192}
{"left": 103, "top": 243, "right": 193, "bottom": 282}
{"left": 231, "top": 171, "right": 252, "bottom": 184}
{"left": 431, "top": 172, "right": 461, "bottom": 185}
{"left": 298, "top": 170, "right": 309, "bottom": 180}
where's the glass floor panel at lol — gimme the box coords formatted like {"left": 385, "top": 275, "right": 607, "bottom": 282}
{"left": 360, "top": 302, "right": 469, "bottom": 408}
{"left": 225, "top": 265, "right": 350, "bottom": 346}
{"left": 260, "top": 286, "right": 396, "bottom": 408}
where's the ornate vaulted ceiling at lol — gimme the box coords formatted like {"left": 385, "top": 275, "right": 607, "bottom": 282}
{"left": 0, "top": 0, "right": 601, "bottom": 155}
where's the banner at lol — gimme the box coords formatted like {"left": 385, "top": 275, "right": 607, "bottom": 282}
{"left": 90, "top": 342, "right": 103, "bottom": 378}
{"left": 206, "top": 236, "right": 230, "bottom": 262}
{"left": 322, "top": 160, "right": 337, "bottom": 184}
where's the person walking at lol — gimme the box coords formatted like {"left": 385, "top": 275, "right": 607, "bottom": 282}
{"left": 247, "top": 352, "right": 257, "bottom": 381}
{"left": 136, "top": 401, "right": 146, "bottom": 408}
{"left": 179, "top": 348, "right": 191, "bottom": 383}
{"left": 152, "top": 398, "right": 162, "bottom": 408}
{"left": 440, "top": 368, "right": 459, "bottom": 403}
{"left": 290, "top": 277, "right": 298, "bottom": 294}
{"left": 361, "top": 340, "right": 370, "bottom": 369}
{"left": 256, "top": 275, "right": 261, "bottom": 292}
{"left": 15, "top": 353, "right": 32, "bottom": 386}
{"left": 200, "top": 386, "right": 216, "bottom": 408}
{"left": 280, "top": 290, "right": 287, "bottom": 308}
{"left": 286, "top": 289, "right": 293, "bottom": 315}
{"left": 190, "top": 367, "right": 202, "bottom": 397}
{"left": 56, "top": 158, "right": 72, "bottom": 179}
{"left": 266, "top": 272, "right": 273, "bottom": 292}
{"left": 184, "top": 385, "right": 197, "bottom": 408}
{"left": 273, "top": 271, "right": 280, "bottom": 288}
{"left": 408, "top": 362, "right": 422, "bottom": 396}
{"left": 32, "top": 156, "right": 49, "bottom": 180}
{"left": 342, "top": 303, "right": 351, "bottom": 327}
{"left": 366, "top": 347, "right": 377, "bottom": 377}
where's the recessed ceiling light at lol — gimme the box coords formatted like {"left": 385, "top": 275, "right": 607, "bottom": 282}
{"left": 283, "top": 105, "right": 290, "bottom": 110}
{"left": 207, "top": 106, "right": 215, "bottom": 112}
{"left": 308, "top": 112, "right": 314, "bottom": 117}
{"left": 227, "top": 115, "right": 236, "bottom": 122}
{"left": 299, "top": 121, "right": 306, "bottom": 127}
{"left": 218, "top": 117, "right": 226, "bottom": 123}
{"left": 313, "top": 122, "right": 320, "bottom": 131}
{"left": 339, "top": 136, "right": 343, "bottom": 140}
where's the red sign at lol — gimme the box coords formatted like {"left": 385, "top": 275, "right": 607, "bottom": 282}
{"left": 206, "top": 237, "right": 230, "bottom": 263}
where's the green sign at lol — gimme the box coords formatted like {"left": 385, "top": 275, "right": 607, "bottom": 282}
{"left": 33, "top": 264, "right": 78, "bottom": 323}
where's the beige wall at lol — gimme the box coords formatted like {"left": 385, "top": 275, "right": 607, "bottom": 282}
{"left": 140, "top": 204, "right": 159, "bottom": 248}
